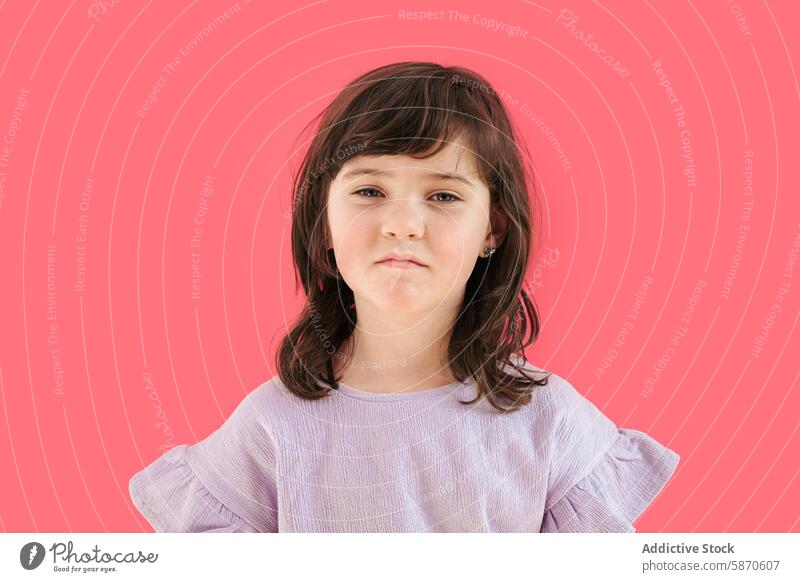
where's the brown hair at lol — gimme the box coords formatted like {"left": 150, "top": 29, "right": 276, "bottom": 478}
{"left": 276, "top": 61, "right": 551, "bottom": 413}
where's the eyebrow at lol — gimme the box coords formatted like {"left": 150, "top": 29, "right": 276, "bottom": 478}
{"left": 341, "top": 167, "right": 479, "bottom": 188}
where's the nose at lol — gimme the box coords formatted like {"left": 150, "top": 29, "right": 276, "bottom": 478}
{"left": 380, "top": 197, "right": 425, "bottom": 240}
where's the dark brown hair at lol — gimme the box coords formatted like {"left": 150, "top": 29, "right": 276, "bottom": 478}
{"left": 276, "top": 61, "right": 551, "bottom": 413}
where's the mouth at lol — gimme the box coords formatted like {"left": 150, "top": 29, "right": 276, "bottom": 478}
{"left": 376, "top": 259, "right": 427, "bottom": 269}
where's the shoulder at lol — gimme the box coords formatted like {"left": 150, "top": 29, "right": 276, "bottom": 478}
{"left": 536, "top": 372, "right": 605, "bottom": 427}
{"left": 512, "top": 360, "right": 611, "bottom": 430}
{"left": 507, "top": 360, "right": 619, "bottom": 463}
{"left": 233, "top": 374, "right": 324, "bottom": 437}
{"left": 235, "top": 375, "right": 295, "bottom": 423}
{"left": 185, "top": 376, "right": 295, "bottom": 459}
{"left": 503, "top": 358, "right": 595, "bottom": 424}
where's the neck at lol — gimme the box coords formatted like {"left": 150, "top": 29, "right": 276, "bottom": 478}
{"left": 333, "top": 298, "right": 460, "bottom": 392}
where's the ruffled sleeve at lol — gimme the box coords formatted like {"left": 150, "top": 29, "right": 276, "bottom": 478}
{"left": 538, "top": 375, "right": 680, "bottom": 533}
{"left": 540, "top": 428, "right": 680, "bottom": 532}
{"left": 129, "top": 445, "right": 259, "bottom": 532}
{"left": 129, "top": 387, "right": 279, "bottom": 532}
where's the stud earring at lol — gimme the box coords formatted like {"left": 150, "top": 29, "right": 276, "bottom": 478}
{"left": 482, "top": 246, "right": 496, "bottom": 258}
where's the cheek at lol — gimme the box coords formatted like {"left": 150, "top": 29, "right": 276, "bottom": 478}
{"left": 328, "top": 208, "right": 373, "bottom": 272}
{"left": 434, "top": 214, "right": 483, "bottom": 254}
{"left": 328, "top": 199, "right": 359, "bottom": 238}
{"left": 426, "top": 219, "right": 483, "bottom": 286}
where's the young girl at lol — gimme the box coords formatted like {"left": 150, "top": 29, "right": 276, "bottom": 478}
{"left": 129, "top": 61, "right": 679, "bottom": 533}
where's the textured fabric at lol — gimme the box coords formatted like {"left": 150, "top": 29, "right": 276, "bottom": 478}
{"left": 129, "top": 363, "right": 680, "bottom": 532}
{"left": 540, "top": 429, "right": 680, "bottom": 532}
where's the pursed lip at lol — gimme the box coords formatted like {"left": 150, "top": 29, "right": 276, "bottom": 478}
{"left": 376, "top": 253, "right": 427, "bottom": 267}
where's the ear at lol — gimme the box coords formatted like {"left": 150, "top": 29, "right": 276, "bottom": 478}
{"left": 483, "top": 207, "right": 509, "bottom": 250}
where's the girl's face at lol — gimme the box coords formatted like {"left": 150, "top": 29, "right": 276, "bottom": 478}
{"left": 326, "top": 139, "right": 502, "bottom": 315}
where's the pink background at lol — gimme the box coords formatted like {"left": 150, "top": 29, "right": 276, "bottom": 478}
{"left": 1, "top": 0, "right": 798, "bottom": 533}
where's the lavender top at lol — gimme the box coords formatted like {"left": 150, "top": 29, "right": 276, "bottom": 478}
{"left": 129, "top": 363, "right": 680, "bottom": 532}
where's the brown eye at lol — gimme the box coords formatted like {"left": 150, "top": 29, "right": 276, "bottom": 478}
{"left": 431, "top": 192, "right": 460, "bottom": 202}
{"left": 353, "top": 187, "right": 383, "bottom": 198}
{"left": 352, "top": 188, "right": 460, "bottom": 202}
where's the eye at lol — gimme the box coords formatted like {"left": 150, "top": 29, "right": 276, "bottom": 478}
{"left": 352, "top": 187, "right": 461, "bottom": 202}
{"left": 353, "top": 187, "right": 384, "bottom": 198}
{"left": 430, "top": 192, "right": 461, "bottom": 202}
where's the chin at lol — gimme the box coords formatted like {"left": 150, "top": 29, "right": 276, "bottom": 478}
{"left": 373, "top": 292, "right": 433, "bottom": 313}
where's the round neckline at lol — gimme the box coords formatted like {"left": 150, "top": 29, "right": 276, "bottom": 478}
{"left": 333, "top": 378, "right": 469, "bottom": 402}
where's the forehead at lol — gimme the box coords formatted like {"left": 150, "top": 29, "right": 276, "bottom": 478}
{"left": 337, "top": 139, "right": 484, "bottom": 185}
